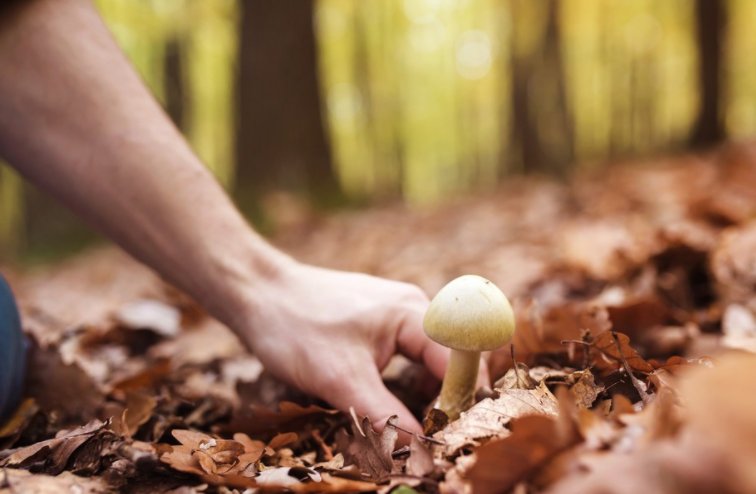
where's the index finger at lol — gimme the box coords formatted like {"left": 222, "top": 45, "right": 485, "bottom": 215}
{"left": 396, "top": 306, "right": 449, "bottom": 381}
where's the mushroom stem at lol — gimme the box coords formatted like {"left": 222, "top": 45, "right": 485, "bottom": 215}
{"left": 437, "top": 349, "right": 480, "bottom": 420}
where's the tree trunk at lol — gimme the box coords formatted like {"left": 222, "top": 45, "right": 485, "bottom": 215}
{"left": 690, "top": 0, "right": 726, "bottom": 147}
{"left": 235, "top": 0, "right": 339, "bottom": 209}
{"left": 507, "top": 0, "right": 573, "bottom": 176}
{"left": 163, "top": 36, "right": 184, "bottom": 130}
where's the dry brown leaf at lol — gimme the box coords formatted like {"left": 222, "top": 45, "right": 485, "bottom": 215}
{"left": 23, "top": 340, "right": 105, "bottom": 423}
{"left": 558, "top": 219, "right": 656, "bottom": 280}
{"left": 268, "top": 431, "right": 299, "bottom": 451}
{"left": 439, "top": 454, "right": 475, "bottom": 494}
{"left": 711, "top": 223, "right": 756, "bottom": 311}
{"left": 576, "top": 408, "right": 619, "bottom": 451}
{"left": 148, "top": 317, "right": 243, "bottom": 367}
{"left": 0, "top": 419, "right": 109, "bottom": 474}
{"left": 422, "top": 408, "right": 449, "bottom": 436}
{"left": 466, "top": 414, "right": 580, "bottom": 494}
{"left": 491, "top": 301, "right": 611, "bottom": 376}
{"left": 289, "top": 472, "right": 378, "bottom": 493}
{"left": 678, "top": 352, "right": 756, "bottom": 492}
{"left": 161, "top": 430, "right": 253, "bottom": 485}
{"left": 590, "top": 331, "right": 654, "bottom": 376}
{"left": 609, "top": 393, "right": 635, "bottom": 418}
{"left": 639, "top": 323, "right": 700, "bottom": 356}
{"left": 232, "top": 432, "right": 266, "bottom": 467}
{"left": 566, "top": 370, "right": 603, "bottom": 409}
{"left": 406, "top": 436, "right": 434, "bottom": 477}
{"left": 114, "top": 392, "right": 157, "bottom": 438}
{"left": 0, "top": 468, "right": 110, "bottom": 494}
{"left": 436, "top": 381, "right": 559, "bottom": 455}
{"left": 721, "top": 304, "right": 756, "bottom": 353}
{"left": 605, "top": 296, "right": 670, "bottom": 339}
{"left": 110, "top": 357, "right": 172, "bottom": 392}
{"left": 0, "top": 399, "right": 40, "bottom": 449}
{"left": 225, "top": 401, "right": 338, "bottom": 436}
{"left": 495, "top": 363, "right": 537, "bottom": 390}
{"left": 116, "top": 299, "right": 181, "bottom": 337}
{"left": 336, "top": 414, "right": 399, "bottom": 482}
{"left": 256, "top": 466, "right": 321, "bottom": 486}
{"left": 544, "top": 441, "right": 727, "bottom": 494}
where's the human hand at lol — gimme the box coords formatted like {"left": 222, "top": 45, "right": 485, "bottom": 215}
{"left": 236, "top": 261, "right": 456, "bottom": 434}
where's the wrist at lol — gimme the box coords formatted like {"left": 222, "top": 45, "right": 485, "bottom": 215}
{"left": 199, "top": 235, "right": 298, "bottom": 347}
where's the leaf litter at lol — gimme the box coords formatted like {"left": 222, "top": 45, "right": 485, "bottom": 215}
{"left": 5, "top": 144, "right": 756, "bottom": 492}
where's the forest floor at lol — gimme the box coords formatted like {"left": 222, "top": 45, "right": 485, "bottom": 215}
{"left": 4, "top": 142, "right": 756, "bottom": 493}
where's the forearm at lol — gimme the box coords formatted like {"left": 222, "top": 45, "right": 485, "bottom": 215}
{"left": 0, "top": 0, "right": 288, "bottom": 331}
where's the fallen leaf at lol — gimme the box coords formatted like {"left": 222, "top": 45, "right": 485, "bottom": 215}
{"left": 566, "top": 370, "right": 603, "bottom": 409}
{"left": 23, "top": 339, "right": 105, "bottom": 424}
{"left": 721, "top": 304, "right": 756, "bottom": 353}
{"left": 115, "top": 392, "right": 157, "bottom": 438}
{"left": 0, "top": 399, "right": 40, "bottom": 449}
{"left": 422, "top": 408, "right": 448, "bottom": 437}
{"left": 678, "top": 352, "right": 756, "bottom": 492}
{"left": 638, "top": 323, "right": 699, "bottom": 356}
{"left": 605, "top": 296, "right": 670, "bottom": 339}
{"left": 590, "top": 331, "right": 654, "bottom": 376}
{"left": 436, "top": 381, "right": 559, "bottom": 455}
{"left": 466, "top": 414, "right": 580, "bottom": 494}
{"left": 0, "top": 468, "right": 109, "bottom": 493}
{"left": 576, "top": 408, "right": 619, "bottom": 451}
{"left": 406, "top": 436, "right": 434, "bottom": 477}
{"left": 292, "top": 473, "right": 378, "bottom": 493}
{"left": 268, "top": 431, "right": 299, "bottom": 451}
{"left": 336, "top": 414, "right": 399, "bottom": 482}
{"left": 148, "top": 317, "right": 243, "bottom": 367}
{"left": 256, "top": 466, "right": 321, "bottom": 486}
{"left": 116, "top": 299, "right": 181, "bottom": 337}
{"left": 491, "top": 301, "right": 612, "bottom": 375}
{"left": 558, "top": 219, "right": 656, "bottom": 280}
{"left": 225, "top": 401, "right": 338, "bottom": 436}
{"left": 711, "top": 222, "right": 756, "bottom": 313}
{"left": 495, "top": 363, "right": 537, "bottom": 390}
{"left": 0, "top": 419, "right": 109, "bottom": 474}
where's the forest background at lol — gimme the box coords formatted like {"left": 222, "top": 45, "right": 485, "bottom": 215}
{"left": 0, "top": 0, "right": 748, "bottom": 260}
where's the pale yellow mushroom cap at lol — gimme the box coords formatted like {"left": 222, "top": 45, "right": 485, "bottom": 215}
{"left": 423, "top": 275, "right": 515, "bottom": 351}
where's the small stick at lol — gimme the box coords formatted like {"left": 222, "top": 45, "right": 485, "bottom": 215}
{"left": 311, "top": 429, "right": 333, "bottom": 461}
{"left": 611, "top": 332, "right": 651, "bottom": 405}
{"left": 510, "top": 344, "right": 525, "bottom": 389}
{"left": 387, "top": 422, "right": 445, "bottom": 445}
{"left": 560, "top": 339, "right": 591, "bottom": 346}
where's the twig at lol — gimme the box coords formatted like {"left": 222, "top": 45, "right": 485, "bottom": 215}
{"left": 561, "top": 337, "right": 592, "bottom": 369}
{"left": 387, "top": 422, "right": 445, "bottom": 445}
{"left": 611, "top": 332, "right": 651, "bottom": 405}
{"left": 560, "top": 339, "right": 591, "bottom": 346}
{"left": 312, "top": 429, "right": 333, "bottom": 461}
{"left": 511, "top": 344, "right": 524, "bottom": 389}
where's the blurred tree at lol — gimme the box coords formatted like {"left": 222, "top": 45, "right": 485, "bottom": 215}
{"left": 236, "top": 0, "right": 339, "bottom": 210}
{"left": 690, "top": 0, "right": 726, "bottom": 147}
{"left": 163, "top": 36, "right": 185, "bottom": 128}
{"left": 508, "top": 0, "right": 573, "bottom": 176}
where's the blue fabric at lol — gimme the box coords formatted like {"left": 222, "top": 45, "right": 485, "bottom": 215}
{"left": 0, "top": 275, "right": 25, "bottom": 422}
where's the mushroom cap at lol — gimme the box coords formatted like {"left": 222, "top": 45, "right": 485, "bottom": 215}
{"left": 423, "top": 275, "right": 515, "bottom": 352}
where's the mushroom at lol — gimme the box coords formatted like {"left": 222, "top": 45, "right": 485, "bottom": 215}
{"left": 423, "top": 275, "right": 515, "bottom": 420}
